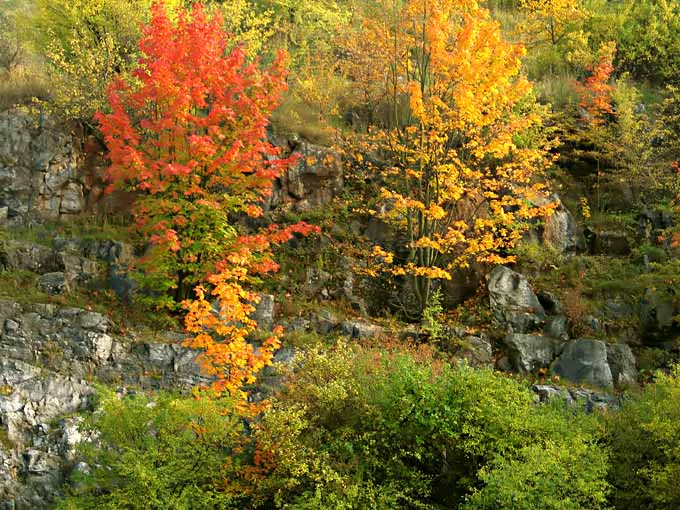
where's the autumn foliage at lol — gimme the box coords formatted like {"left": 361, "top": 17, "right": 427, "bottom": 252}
{"left": 183, "top": 222, "right": 318, "bottom": 401}
{"left": 97, "top": 2, "right": 318, "bottom": 399}
{"left": 341, "top": 0, "right": 554, "bottom": 313}
{"left": 575, "top": 42, "right": 616, "bottom": 125}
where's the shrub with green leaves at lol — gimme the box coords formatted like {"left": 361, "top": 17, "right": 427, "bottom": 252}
{"left": 255, "top": 342, "right": 610, "bottom": 510}
{"left": 607, "top": 365, "right": 680, "bottom": 510}
{"left": 58, "top": 389, "right": 254, "bottom": 510}
{"left": 584, "top": 0, "right": 680, "bottom": 84}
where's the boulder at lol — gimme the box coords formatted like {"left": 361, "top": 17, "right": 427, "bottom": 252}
{"left": 488, "top": 266, "right": 545, "bottom": 332}
{"left": 503, "top": 333, "right": 564, "bottom": 374}
{"left": 37, "top": 273, "right": 69, "bottom": 295}
{"left": 552, "top": 339, "right": 613, "bottom": 389}
{"left": 606, "top": 343, "right": 637, "bottom": 386}
{"left": 252, "top": 294, "right": 275, "bottom": 331}
{"left": 541, "top": 194, "right": 581, "bottom": 253}
{"left": 457, "top": 334, "right": 493, "bottom": 366}
{"left": 640, "top": 287, "right": 678, "bottom": 342}
{"left": 537, "top": 290, "right": 564, "bottom": 315}
{"left": 544, "top": 316, "right": 569, "bottom": 341}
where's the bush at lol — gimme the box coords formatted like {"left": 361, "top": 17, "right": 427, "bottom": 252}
{"left": 607, "top": 365, "right": 680, "bottom": 510}
{"left": 19, "top": 0, "right": 268, "bottom": 125}
{"left": 58, "top": 389, "right": 255, "bottom": 510}
{"left": 255, "top": 342, "right": 610, "bottom": 509}
{"left": 17, "top": 0, "right": 167, "bottom": 124}
{"left": 585, "top": 0, "right": 680, "bottom": 84}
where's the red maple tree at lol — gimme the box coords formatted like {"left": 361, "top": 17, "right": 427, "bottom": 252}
{"left": 96, "top": 1, "right": 297, "bottom": 305}
{"left": 96, "top": 2, "right": 319, "bottom": 399}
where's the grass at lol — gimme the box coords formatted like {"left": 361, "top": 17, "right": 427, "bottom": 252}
{"left": 0, "top": 267, "right": 180, "bottom": 333}
{"left": 533, "top": 71, "right": 580, "bottom": 110}
{"left": 0, "top": 66, "right": 50, "bottom": 112}
{"left": 9, "top": 213, "right": 133, "bottom": 246}
{"left": 0, "top": 270, "right": 45, "bottom": 302}
{"left": 271, "top": 92, "right": 337, "bottom": 146}
{"left": 586, "top": 210, "right": 637, "bottom": 232}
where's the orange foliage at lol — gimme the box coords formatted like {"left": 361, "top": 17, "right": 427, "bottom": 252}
{"left": 183, "top": 223, "right": 319, "bottom": 402}
{"left": 340, "top": 0, "right": 554, "bottom": 312}
{"left": 96, "top": 2, "right": 297, "bottom": 305}
{"left": 575, "top": 42, "right": 616, "bottom": 125}
{"left": 96, "top": 2, "right": 320, "bottom": 400}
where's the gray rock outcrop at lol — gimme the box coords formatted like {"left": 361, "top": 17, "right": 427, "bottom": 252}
{"left": 488, "top": 266, "right": 545, "bottom": 332}
{"left": 606, "top": 343, "right": 637, "bottom": 387}
{"left": 0, "top": 110, "right": 86, "bottom": 224}
{"left": 534, "top": 193, "right": 582, "bottom": 254}
{"left": 552, "top": 339, "right": 613, "bottom": 389}
{"left": 503, "top": 333, "right": 564, "bottom": 374}
{"left": 270, "top": 142, "right": 343, "bottom": 212}
{"left": 0, "top": 300, "right": 209, "bottom": 510}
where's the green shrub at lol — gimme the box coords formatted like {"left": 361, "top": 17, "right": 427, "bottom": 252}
{"left": 607, "top": 365, "right": 680, "bottom": 510}
{"left": 58, "top": 389, "right": 254, "bottom": 510}
{"left": 585, "top": 0, "right": 680, "bottom": 84}
{"left": 255, "top": 342, "right": 610, "bottom": 509}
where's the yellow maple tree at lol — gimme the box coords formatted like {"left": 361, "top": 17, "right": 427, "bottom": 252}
{"left": 518, "top": 0, "right": 587, "bottom": 47}
{"left": 341, "top": 0, "right": 555, "bottom": 314}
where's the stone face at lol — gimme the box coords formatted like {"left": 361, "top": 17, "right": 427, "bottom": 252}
{"left": 0, "top": 110, "right": 89, "bottom": 224}
{"left": 0, "top": 300, "right": 215, "bottom": 509}
{"left": 58, "top": 183, "right": 85, "bottom": 214}
{"left": 606, "top": 343, "right": 637, "bottom": 387}
{"left": 523, "top": 194, "right": 584, "bottom": 254}
{"left": 503, "top": 333, "right": 564, "bottom": 374}
{"left": 37, "top": 272, "right": 70, "bottom": 295}
{"left": 541, "top": 194, "right": 581, "bottom": 254}
{"left": 3, "top": 241, "right": 64, "bottom": 274}
{"left": 252, "top": 294, "right": 275, "bottom": 332}
{"left": 269, "top": 141, "right": 343, "bottom": 212}
{"left": 552, "top": 339, "right": 613, "bottom": 389}
{"left": 488, "top": 266, "right": 545, "bottom": 333}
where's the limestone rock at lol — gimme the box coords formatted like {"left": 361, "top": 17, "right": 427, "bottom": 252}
{"left": 503, "top": 333, "right": 563, "bottom": 374}
{"left": 544, "top": 316, "right": 569, "bottom": 341}
{"left": 541, "top": 194, "right": 581, "bottom": 253}
{"left": 270, "top": 141, "right": 343, "bottom": 211}
{"left": 606, "top": 343, "right": 637, "bottom": 386}
{"left": 341, "top": 319, "right": 382, "bottom": 339}
{"left": 532, "top": 384, "right": 618, "bottom": 411}
{"left": 457, "top": 334, "right": 493, "bottom": 366}
{"left": 552, "top": 339, "right": 613, "bottom": 389}
{"left": 0, "top": 300, "right": 211, "bottom": 509}
{"left": 37, "top": 272, "right": 69, "bottom": 295}
{"left": 3, "top": 241, "right": 63, "bottom": 274}
{"left": 640, "top": 287, "right": 678, "bottom": 342}
{"left": 0, "top": 110, "right": 88, "bottom": 224}
{"left": 488, "top": 266, "right": 545, "bottom": 332}
{"left": 252, "top": 294, "right": 275, "bottom": 332}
